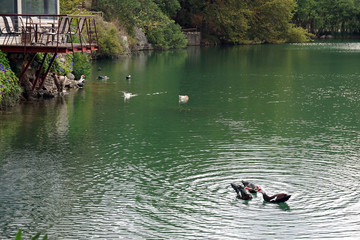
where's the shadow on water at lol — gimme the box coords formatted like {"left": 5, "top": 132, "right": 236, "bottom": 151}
{"left": 261, "top": 201, "right": 291, "bottom": 211}
{"left": 231, "top": 198, "right": 251, "bottom": 206}
{"left": 278, "top": 202, "right": 291, "bottom": 211}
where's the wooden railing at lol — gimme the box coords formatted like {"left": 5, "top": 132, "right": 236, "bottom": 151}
{"left": 0, "top": 14, "right": 99, "bottom": 54}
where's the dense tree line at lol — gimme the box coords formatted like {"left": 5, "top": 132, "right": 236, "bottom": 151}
{"left": 61, "top": 0, "right": 360, "bottom": 51}
{"left": 295, "top": 0, "right": 360, "bottom": 35}
{"left": 175, "top": 0, "right": 313, "bottom": 44}
{"left": 88, "top": 0, "right": 312, "bottom": 46}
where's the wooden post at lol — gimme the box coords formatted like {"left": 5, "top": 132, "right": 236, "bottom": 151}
{"left": 32, "top": 53, "right": 48, "bottom": 91}
{"left": 18, "top": 53, "right": 36, "bottom": 83}
{"left": 39, "top": 53, "right": 57, "bottom": 89}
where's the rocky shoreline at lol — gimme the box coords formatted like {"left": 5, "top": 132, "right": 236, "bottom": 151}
{"left": 7, "top": 53, "right": 87, "bottom": 101}
{"left": 27, "top": 72, "right": 85, "bottom": 100}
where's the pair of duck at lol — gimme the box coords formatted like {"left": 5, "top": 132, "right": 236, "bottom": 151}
{"left": 98, "top": 75, "right": 130, "bottom": 80}
{"left": 231, "top": 180, "right": 291, "bottom": 203}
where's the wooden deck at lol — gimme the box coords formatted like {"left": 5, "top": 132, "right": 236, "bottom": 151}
{"left": 0, "top": 14, "right": 99, "bottom": 91}
{"left": 0, "top": 14, "right": 99, "bottom": 54}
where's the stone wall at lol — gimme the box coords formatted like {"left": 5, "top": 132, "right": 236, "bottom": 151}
{"left": 184, "top": 32, "right": 201, "bottom": 46}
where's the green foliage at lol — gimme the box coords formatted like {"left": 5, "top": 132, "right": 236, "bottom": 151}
{"left": 145, "top": 21, "right": 187, "bottom": 49}
{"left": 14, "top": 229, "right": 47, "bottom": 240}
{"left": 73, "top": 53, "right": 91, "bottom": 79}
{"left": 204, "top": 0, "right": 251, "bottom": 44}
{"left": 154, "top": 0, "right": 181, "bottom": 17}
{"left": 286, "top": 26, "right": 315, "bottom": 43}
{"left": 92, "top": 0, "right": 187, "bottom": 50}
{"left": 295, "top": 0, "right": 360, "bottom": 35}
{"left": 14, "top": 229, "right": 21, "bottom": 240}
{"left": 35, "top": 53, "right": 73, "bottom": 76}
{"left": 96, "top": 17, "right": 126, "bottom": 57}
{"left": 178, "top": 0, "right": 312, "bottom": 44}
{"left": 0, "top": 51, "right": 21, "bottom": 109}
{"left": 248, "top": 0, "right": 297, "bottom": 43}
{"left": 35, "top": 52, "right": 91, "bottom": 80}
{"left": 295, "top": 0, "right": 319, "bottom": 32}
{"left": 134, "top": 1, "right": 187, "bottom": 49}
{"left": 60, "top": 0, "right": 84, "bottom": 14}
{"left": 89, "top": 0, "right": 360, "bottom": 46}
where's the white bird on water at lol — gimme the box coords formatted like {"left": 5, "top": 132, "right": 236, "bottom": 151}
{"left": 75, "top": 75, "right": 86, "bottom": 88}
{"left": 124, "top": 92, "right": 132, "bottom": 99}
{"left": 123, "top": 92, "right": 137, "bottom": 101}
{"left": 179, "top": 95, "right": 189, "bottom": 103}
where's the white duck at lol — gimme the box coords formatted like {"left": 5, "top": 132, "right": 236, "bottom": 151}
{"left": 75, "top": 75, "right": 85, "bottom": 88}
{"left": 179, "top": 95, "right": 189, "bottom": 103}
{"left": 124, "top": 92, "right": 132, "bottom": 99}
{"left": 124, "top": 92, "right": 138, "bottom": 101}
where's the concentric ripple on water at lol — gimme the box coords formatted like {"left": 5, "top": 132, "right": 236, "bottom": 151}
{"left": 1, "top": 42, "right": 360, "bottom": 239}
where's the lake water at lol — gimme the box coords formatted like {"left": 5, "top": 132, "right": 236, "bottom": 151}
{"left": 1, "top": 41, "right": 360, "bottom": 239}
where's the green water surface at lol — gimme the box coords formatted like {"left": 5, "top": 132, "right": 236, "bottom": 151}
{"left": 1, "top": 41, "right": 360, "bottom": 239}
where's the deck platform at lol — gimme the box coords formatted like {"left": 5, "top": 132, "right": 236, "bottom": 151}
{"left": 0, "top": 14, "right": 99, "bottom": 90}
{"left": 0, "top": 14, "right": 99, "bottom": 54}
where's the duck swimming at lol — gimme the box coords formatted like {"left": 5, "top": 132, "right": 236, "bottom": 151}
{"left": 241, "top": 180, "right": 258, "bottom": 193}
{"left": 124, "top": 92, "right": 132, "bottom": 99}
{"left": 256, "top": 186, "right": 291, "bottom": 203}
{"left": 231, "top": 183, "right": 253, "bottom": 200}
{"left": 123, "top": 92, "right": 138, "bottom": 101}
{"left": 98, "top": 75, "right": 109, "bottom": 80}
{"left": 179, "top": 95, "right": 189, "bottom": 103}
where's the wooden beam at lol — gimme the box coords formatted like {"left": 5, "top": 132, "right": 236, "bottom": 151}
{"left": 39, "top": 53, "right": 57, "bottom": 89}
{"left": 18, "top": 53, "right": 36, "bottom": 83}
{"left": 32, "top": 53, "right": 48, "bottom": 91}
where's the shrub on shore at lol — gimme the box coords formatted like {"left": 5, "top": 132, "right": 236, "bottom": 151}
{"left": 0, "top": 51, "right": 21, "bottom": 109}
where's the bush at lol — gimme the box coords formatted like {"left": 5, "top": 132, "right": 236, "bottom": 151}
{"left": 92, "top": 0, "right": 187, "bottom": 51}
{"left": 35, "top": 53, "right": 73, "bottom": 76}
{"left": 35, "top": 52, "right": 90, "bottom": 81}
{"left": 98, "top": 27, "right": 124, "bottom": 56}
{"left": 286, "top": 26, "right": 315, "bottom": 43}
{"left": 72, "top": 52, "right": 91, "bottom": 79}
{"left": 145, "top": 21, "right": 187, "bottom": 49}
{"left": 135, "top": 2, "right": 187, "bottom": 49}
{"left": 0, "top": 51, "right": 21, "bottom": 109}
{"left": 96, "top": 17, "right": 127, "bottom": 58}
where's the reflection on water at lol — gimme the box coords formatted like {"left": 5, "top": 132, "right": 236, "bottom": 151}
{"left": 1, "top": 41, "right": 360, "bottom": 239}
